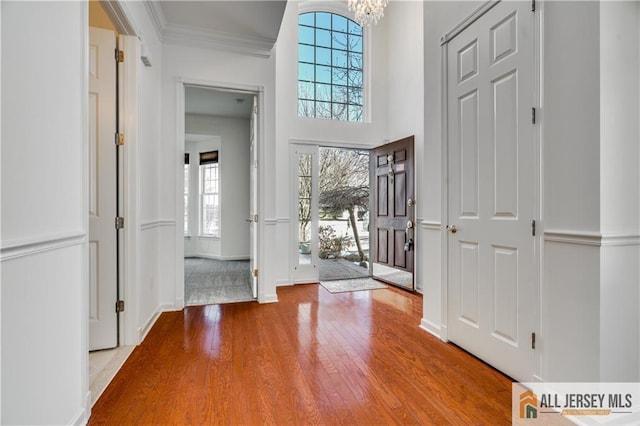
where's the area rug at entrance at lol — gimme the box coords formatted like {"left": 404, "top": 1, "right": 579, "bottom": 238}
{"left": 319, "top": 278, "right": 387, "bottom": 293}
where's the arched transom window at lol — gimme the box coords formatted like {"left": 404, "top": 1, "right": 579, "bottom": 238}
{"left": 298, "top": 12, "right": 363, "bottom": 122}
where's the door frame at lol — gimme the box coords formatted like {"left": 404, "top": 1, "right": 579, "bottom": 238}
{"left": 175, "top": 78, "right": 265, "bottom": 304}
{"left": 439, "top": 0, "right": 543, "bottom": 379}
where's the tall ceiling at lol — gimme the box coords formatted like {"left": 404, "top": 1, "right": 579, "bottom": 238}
{"left": 147, "top": 1, "right": 287, "bottom": 117}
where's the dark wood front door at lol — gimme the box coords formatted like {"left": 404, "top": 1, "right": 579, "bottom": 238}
{"left": 372, "top": 136, "right": 415, "bottom": 290}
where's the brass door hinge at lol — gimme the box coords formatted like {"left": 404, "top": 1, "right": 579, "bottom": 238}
{"left": 115, "top": 133, "right": 124, "bottom": 146}
{"left": 115, "top": 49, "right": 124, "bottom": 62}
{"left": 115, "top": 216, "right": 125, "bottom": 229}
{"left": 116, "top": 300, "right": 125, "bottom": 313}
{"left": 253, "top": 269, "right": 259, "bottom": 278}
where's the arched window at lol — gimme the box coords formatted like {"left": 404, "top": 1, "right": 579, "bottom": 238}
{"left": 298, "top": 12, "right": 363, "bottom": 122}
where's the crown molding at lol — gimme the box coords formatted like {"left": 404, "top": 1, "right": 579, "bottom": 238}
{"left": 162, "top": 23, "right": 276, "bottom": 58}
{"left": 144, "top": 0, "right": 167, "bottom": 42}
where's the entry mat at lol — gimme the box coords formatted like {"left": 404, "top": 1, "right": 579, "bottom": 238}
{"left": 319, "top": 277, "right": 387, "bottom": 293}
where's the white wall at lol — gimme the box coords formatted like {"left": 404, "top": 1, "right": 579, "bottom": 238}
{"left": 1, "top": 2, "right": 88, "bottom": 423}
{"left": 161, "top": 42, "right": 276, "bottom": 304}
{"left": 185, "top": 115, "right": 251, "bottom": 260}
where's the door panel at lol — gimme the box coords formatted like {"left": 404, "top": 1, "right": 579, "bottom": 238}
{"left": 89, "top": 27, "right": 117, "bottom": 351}
{"left": 446, "top": 1, "right": 535, "bottom": 382}
{"left": 372, "top": 136, "right": 415, "bottom": 290}
{"left": 249, "top": 96, "right": 258, "bottom": 298}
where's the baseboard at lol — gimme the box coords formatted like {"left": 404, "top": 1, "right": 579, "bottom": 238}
{"left": 71, "top": 391, "right": 92, "bottom": 425}
{"left": 158, "top": 302, "right": 181, "bottom": 312}
{"left": 420, "top": 318, "right": 444, "bottom": 340}
{"left": 276, "top": 279, "right": 292, "bottom": 286}
{"left": 260, "top": 293, "right": 278, "bottom": 303}
{"left": 138, "top": 307, "right": 162, "bottom": 343}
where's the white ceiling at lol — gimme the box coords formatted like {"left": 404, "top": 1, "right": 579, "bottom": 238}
{"left": 147, "top": 1, "right": 287, "bottom": 117}
{"left": 185, "top": 86, "right": 255, "bottom": 118}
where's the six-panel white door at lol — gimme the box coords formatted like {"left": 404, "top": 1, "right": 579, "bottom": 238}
{"left": 447, "top": 1, "right": 536, "bottom": 382}
{"left": 89, "top": 26, "right": 118, "bottom": 351}
{"left": 249, "top": 95, "right": 258, "bottom": 299}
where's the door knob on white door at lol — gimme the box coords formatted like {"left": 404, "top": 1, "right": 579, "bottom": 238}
{"left": 446, "top": 225, "right": 458, "bottom": 234}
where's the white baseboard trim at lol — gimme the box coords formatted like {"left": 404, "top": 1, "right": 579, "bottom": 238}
{"left": 420, "top": 318, "right": 443, "bottom": 340}
{"left": 260, "top": 293, "right": 278, "bottom": 303}
{"left": 158, "top": 302, "right": 181, "bottom": 312}
{"left": 71, "top": 391, "right": 92, "bottom": 425}
{"left": 276, "top": 279, "right": 292, "bottom": 286}
{"left": 138, "top": 308, "right": 163, "bottom": 343}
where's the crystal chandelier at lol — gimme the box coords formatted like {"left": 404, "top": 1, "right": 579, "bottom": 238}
{"left": 348, "top": 0, "right": 389, "bottom": 27}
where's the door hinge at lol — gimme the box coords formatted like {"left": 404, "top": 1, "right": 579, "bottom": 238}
{"left": 531, "top": 220, "right": 536, "bottom": 236}
{"left": 253, "top": 105, "right": 258, "bottom": 114}
{"left": 253, "top": 214, "right": 258, "bottom": 223}
{"left": 531, "top": 107, "right": 536, "bottom": 124}
{"left": 115, "top": 49, "right": 124, "bottom": 62}
{"left": 115, "top": 216, "right": 125, "bottom": 229}
{"left": 253, "top": 268, "right": 259, "bottom": 278}
{"left": 531, "top": 0, "right": 536, "bottom": 12}
{"left": 116, "top": 300, "right": 125, "bottom": 313}
{"left": 531, "top": 332, "right": 536, "bottom": 349}
{"left": 115, "top": 133, "right": 124, "bottom": 146}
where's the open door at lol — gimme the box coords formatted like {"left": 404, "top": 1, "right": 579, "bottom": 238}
{"left": 89, "top": 26, "right": 118, "bottom": 350}
{"left": 372, "top": 136, "right": 415, "bottom": 290}
{"left": 249, "top": 96, "right": 258, "bottom": 298}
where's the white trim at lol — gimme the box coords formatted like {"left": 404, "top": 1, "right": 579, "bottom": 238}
{"left": 276, "top": 279, "right": 292, "bottom": 286}
{"left": 99, "top": 0, "right": 138, "bottom": 36}
{"left": 420, "top": 318, "right": 445, "bottom": 341}
{"left": 264, "top": 218, "right": 278, "bottom": 226}
{"left": 544, "top": 231, "right": 640, "bottom": 247}
{"left": 421, "top": 221, "right": 442, "bottom": 231}
{"left": 289, "top": 137, "right": 377, "bottom": 150}
{"left": 138, "top": 307, "right": 162, "bottom": 343}
{"left": 143, "top": 0, "right": 166, "bottom": 42}
{"left": 70, "top": 399, "right": 89, "bottom": 426}
{"left": 277, "top": 217, "right": 291, "bottom": 224}
{"left": 440, "top": 0, "right": 499, "bottom": 46}
{"left": 0, "top": 231, "right": 86, "bottom": 262}
{"left": 261, "top": 293, "right": 279, "bottom": 304}
{"left": 141, "top": 220, "right": 176, "bottom": 231}
{"left": 163, "top": 23, "right": 276, "bottom": 58}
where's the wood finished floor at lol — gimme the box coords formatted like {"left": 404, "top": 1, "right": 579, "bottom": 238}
{"left": 90, "top": 284, "right": 512, "bottom": 425}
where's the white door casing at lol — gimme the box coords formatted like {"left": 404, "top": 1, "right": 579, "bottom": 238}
{"left": 89, "top": 26, "right": 118, "bottom": 350}
{"left": 445, "top": 1, "right": 536, "bottom": 382}
{"left": 250, "top": 96, "right": 258, "bottom": 298}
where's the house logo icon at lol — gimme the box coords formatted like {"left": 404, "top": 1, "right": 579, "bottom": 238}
{"left": 519, "top": 390, "right": 538, "bottom": 419}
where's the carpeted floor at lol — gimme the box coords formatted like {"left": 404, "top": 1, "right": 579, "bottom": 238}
{"left": 184, "top": 257, "right": 255, "bottom": 306}
{"left": 319, "top": 277, "right": 387, "bottom": 293}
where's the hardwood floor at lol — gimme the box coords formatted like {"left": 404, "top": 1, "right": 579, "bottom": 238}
{"left": 89, "top": 284, "right": 512, "bottom": 425}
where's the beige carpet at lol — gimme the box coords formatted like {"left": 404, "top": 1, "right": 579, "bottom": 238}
{"left": 320, "top": 277, "right": 387, "bottom": 293}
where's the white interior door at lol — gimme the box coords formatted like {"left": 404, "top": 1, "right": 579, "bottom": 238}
{"left": 89, "top": 26, "right": 118, "bottom": 351}
{"left": 446, "top": 1, "right": 536, "bottom": 382}
{"left": 249, "top": 96, "right": 258, "bottom": 298}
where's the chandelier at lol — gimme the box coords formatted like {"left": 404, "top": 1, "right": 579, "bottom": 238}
{"left": 348, "top": 0, "right": 389, "bottom": 27}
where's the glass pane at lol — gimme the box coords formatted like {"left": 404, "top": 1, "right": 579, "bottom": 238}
{"left": 316, "top": 28, "right": 331, "bottom": 48}
{"left": 298, "top": 154, "right": 313, "bottom": 263}
{"left": 348, "top": 52, "right": 362, "bottom": 70}
{"left": 348, "top": 20, "right": 362, "bottom": 35}
{"left": 298, "top": 100, "right": 314, "bottom": 117}
{"left": 315, "top": 65, "right": 331, "bottom": 84}
{"left": 349, "top": 87, "right": 363, "bottom": 106}
{"left": 348, "top": 69, "right": 363, "bottom": 87}
{"left": 299, "top": 12, "right": 314, "bottom": 26}
{"left": 316, "top": 12, "right": 331, "bottom": 29}
{"left": 316, "top": 101, "right": 332, "bottom": 119}
{"left": 333, "top": 68, "right": 347, "bottom": 86}
{"left": 298, "top": 44, "right": 314, "bottom": 63}
{"left": 315, "top": 83, "right": 331, "bottom": 102}
{"left": 332, "top": 49, "right": 347, "bottom": 68}
{"left": 332, "top": 85, "right": 347, "bottom": 104}
{"left": 332, "top": 31, "right": 348, "bottom": 50}
{"left": 298, "top": 81, "right": 314, "bottom": 100}
{"left": 332, "top": 103, "right": 347, "bottom": 121}
{"left": 299, "top": 25, "right": 314, "bottom": 45}
{"left": 349, "top": 34, "right": 363, "bottom": 53}
{"left": 332, "top": 15, "right": 348, "bottom": 33}
{"left": 298, "top": 63, "right": 314, "bottom": 82}
{"left": 348, "top": 105, "right": 363, "bottom": 122}
{"left": 316, "top": 47, "right": 331, "bottom": 66}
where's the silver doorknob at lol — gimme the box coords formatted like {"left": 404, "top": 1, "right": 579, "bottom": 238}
{"left": 447, "top": 225, "right": 458, "bottom": 234}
